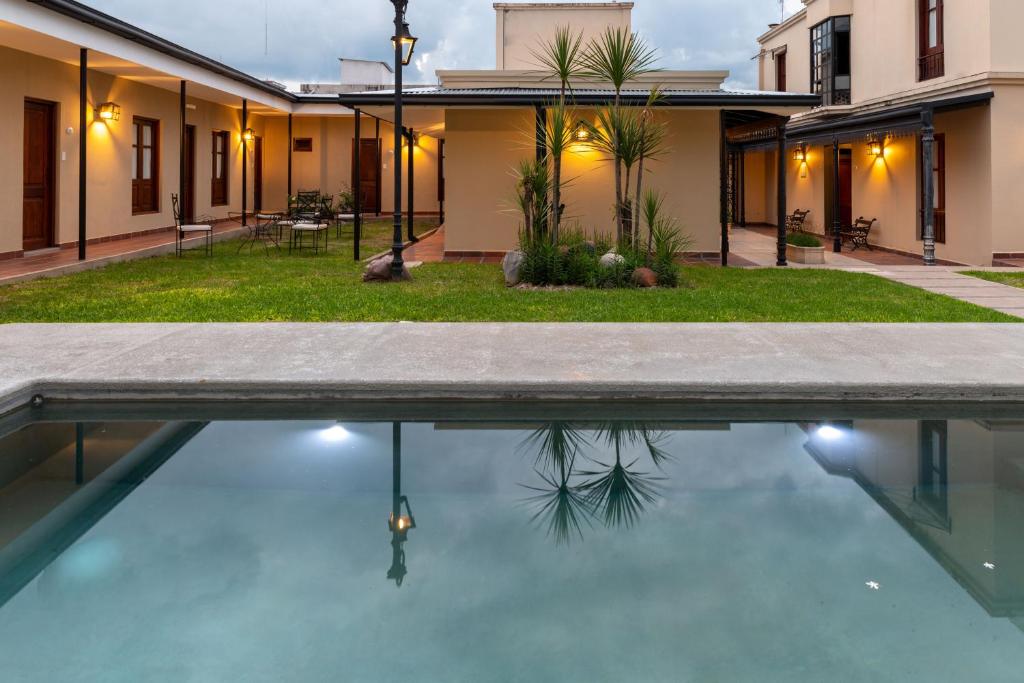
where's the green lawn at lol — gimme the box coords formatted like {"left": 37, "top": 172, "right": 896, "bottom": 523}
{"left": 0, "top": 220, "right": 1016, "bottom": 323}
{"left": 964, "top": 271, "right": 1024, "bottom": 290}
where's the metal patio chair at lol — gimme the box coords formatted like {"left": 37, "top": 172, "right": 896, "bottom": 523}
{"left": 171, "top": 194, "right": 213, "bottom": 257}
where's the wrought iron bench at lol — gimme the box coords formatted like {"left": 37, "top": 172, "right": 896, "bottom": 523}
{"left": 839, "top": 217, "right": 877, "bottom": 251}
{"left": 786, "top": 209, "right": 811, "bottom": 233}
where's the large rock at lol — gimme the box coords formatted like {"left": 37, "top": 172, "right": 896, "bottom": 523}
{"left": 363, "top": 254, "right": 411, "bottom": 282}
{"left": 599, "top": 252, "right": 625, "bottom": 268}
{"left": 502, "top": 250, "right": 525, "bottom": 287}
{"left": 631, "top": 267, "right": 658, "bottom": 288}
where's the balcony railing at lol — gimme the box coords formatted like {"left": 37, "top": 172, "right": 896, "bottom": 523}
{"left": 919, "top": 52, "right": 945, "bottom": 81}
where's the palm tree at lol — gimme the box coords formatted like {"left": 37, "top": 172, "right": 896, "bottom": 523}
{"left": 633, "top": 88, "right": 667, "bottom": 248}
{"left": 578, "top": 425, "right": 664, "bottom": 529}
{"left": 533, "top": 27, "right": 585, "bottom": 243}
{"left": 581, "top": 28, "right": 659, "bottom": 244}
{"left": 519, "top": 422, "right": 592, "bottom": 545}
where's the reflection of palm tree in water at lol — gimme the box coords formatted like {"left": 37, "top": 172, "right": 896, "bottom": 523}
{"left": 520, "top": 422, "right": 670, "bottom": 544}
{"left": 521, "top": 423, "right": 593, "bottom": 545}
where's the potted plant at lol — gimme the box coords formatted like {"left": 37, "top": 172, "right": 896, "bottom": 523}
{"left": 786, "top": 232, "right": 826, "bottom": 264}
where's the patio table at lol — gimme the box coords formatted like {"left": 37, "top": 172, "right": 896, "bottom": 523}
{"left": 234, "top": 211, "right": 285, "bottom": 254}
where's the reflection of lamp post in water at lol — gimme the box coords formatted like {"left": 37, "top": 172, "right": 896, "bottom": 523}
{"left": 388, "top": 422, "right": 416, "bottom": 586}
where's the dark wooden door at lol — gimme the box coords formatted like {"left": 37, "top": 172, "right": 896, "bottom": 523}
{"left": 839, "top": 150, "right": 853, "bottom": 228}
{"left": 352, "top": 138, "right": 381, "bottom": 213}
{"left": 23, "top": 100, "right": 56, "bottom": 251}
{"left": 184, "top": 125, "right": 196, "bottom": 222}
{"left": 253, "top": 136, "right": 264, "bottom": 212}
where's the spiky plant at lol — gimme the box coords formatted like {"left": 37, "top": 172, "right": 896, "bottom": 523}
{"left": 519, "top": 421, "right": 589, "bottom": 480}
{"left": 533, "top": 27, "right": 586, "bottom": 243}
{"left": 633, "top": 88, "right": 668, "bottom": 247}
{"left": 522, "top": 472, "right": 593, "bottom": 545}
{"left": 512, "top": 158, "right": 551, "bottom": 242}
{"left": 581, "top": 28, "right": 659, "bottom": 243}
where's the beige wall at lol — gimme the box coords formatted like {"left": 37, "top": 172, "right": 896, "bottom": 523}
{"left": 0, "top": 43, "right": 258, "bottom": 255}
{"left": 444, "top": 106, "right": 722, "bottom": 254}
{"left": 989, "top": 84, "right": 1024, "bottom": 255}
{"left": 759, "top": 16, "right": 812, "bottom": 93}
{"left": 1, "top": 44, "right": 442, "bottom": 257}
{"left": 759, "top": 0, "right": 1024, "bottom": 104}
{"left": 262, "top": 115, "right": 440, "bottom": 216}
{"left": 759, "top": 105, "right": 998, "bottom": 265}
{"left": 496, "top": 3, "right": 632, "bottom": 70}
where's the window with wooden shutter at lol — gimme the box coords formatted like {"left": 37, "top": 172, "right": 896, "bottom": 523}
{"left": 131, "top": 118, "right": 159, "bottom": 214}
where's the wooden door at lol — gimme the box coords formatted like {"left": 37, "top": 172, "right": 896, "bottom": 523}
{"left": 253, "top": 136, "right": 264, "bottom": 212}
{"left": 352, "top": 138, "right": 381, "bottom": 213}
{"left": 22, "top": 100, "right": 56, "bottom": 251}
{"left": 184, "top": 125, "right": 196, "bottom": 222}
{"left": 839, "top": 150, "right": 853, "bottom": 228}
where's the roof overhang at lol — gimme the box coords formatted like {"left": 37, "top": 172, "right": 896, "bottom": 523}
{"left": 787, "top": 91, "right": 994, "bottom": 144}
{"left": 338, "top": 88, "right": 822, "bottom": 109}
{"left": 4, "top": 0, "right": 297, "bottom": 110}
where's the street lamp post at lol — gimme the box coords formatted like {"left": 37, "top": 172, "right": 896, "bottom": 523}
{"left": 390, "top": 1, "right": 418, "bottom": 279}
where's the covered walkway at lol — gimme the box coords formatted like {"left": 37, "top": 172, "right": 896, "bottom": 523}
{"left": 0, "top": 221, "right": 244, "bottom": 286}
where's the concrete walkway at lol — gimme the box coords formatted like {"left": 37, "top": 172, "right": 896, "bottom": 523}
{"left": 730, "top": 227, "right": 1024, "bottom": 318}
{"left": 1, "top": 323, "right": 1024, "bottom": 416}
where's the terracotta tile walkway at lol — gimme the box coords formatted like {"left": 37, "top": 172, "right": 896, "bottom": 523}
{"left": 0, "top": 220, "right": 245, "bottom": 285}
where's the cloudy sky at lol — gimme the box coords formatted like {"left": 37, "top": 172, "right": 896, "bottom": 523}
{"left": 85, "top": 0, "right": 804, "bottom": 90}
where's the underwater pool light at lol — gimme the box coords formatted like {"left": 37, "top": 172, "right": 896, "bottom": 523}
{"left": 320, "top": 425, "right": 351, "bottom": 442}
{"left": 816, "top": 425, "right": 844, "bottom": 441}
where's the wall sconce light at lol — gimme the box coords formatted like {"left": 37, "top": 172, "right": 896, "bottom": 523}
{"left": 573, "top": 121, "right": 592, "bottom": 143}
{"left": 868, "top": 139, "right": 885, "bottom": 159}
{"left": 96, "top": 102, "right": 121, "bottom": 122}
{"left": 242, "top": 128, "right": 256, "bottom": 143}
{"left": 792, "top": 146, "right": 807, "bottom": 162}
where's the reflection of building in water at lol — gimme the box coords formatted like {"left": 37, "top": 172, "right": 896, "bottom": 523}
{"left": 804, "top": 419, "right": 1024, "bottom": 632}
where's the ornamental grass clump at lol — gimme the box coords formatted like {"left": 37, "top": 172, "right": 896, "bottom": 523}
{"left": 787, "top": 233, "right": 823, "bottom": 248}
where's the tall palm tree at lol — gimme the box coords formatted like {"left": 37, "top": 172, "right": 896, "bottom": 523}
{"left": 582, "top": 28, "right": 659, "bottom": 245}
{"left": 533, "top": 27, "right": 586, "bottom": 243}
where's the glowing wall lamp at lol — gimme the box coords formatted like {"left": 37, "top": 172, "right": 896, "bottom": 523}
{"left": 573, "top": 121, "right": 593, "bottom": 143}
{"left": 793, "top": 145, "right": 809, "bottom": 178}
{"left": 868, "top": 138, "right": 885, "bottom": 160}
{"left": 392, "top": 21, "right": 418, "bottom": 66}
{"left": 95, "top": 102, "right": 121, "bottom": 122}
{"left": 242, "top": 127, "right": 256, "bottom": 143}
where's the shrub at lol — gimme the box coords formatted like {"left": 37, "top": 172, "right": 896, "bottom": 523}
{"left": 787, "top": 233, "right": 823, "bottom": 248}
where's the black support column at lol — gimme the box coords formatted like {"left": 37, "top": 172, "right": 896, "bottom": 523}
{"left": 354, "top": 108, "right": 362, "bottom": 262}
{"left": 375, "top": 118, "right": 381, "bottom": 216}
{"left": 776, "top": 120, "right": 788, "bottom": 267}
{"left": 287, "top": 113, "right": 293, "bottom": 199}
{"left": 179, "top": 80, "right": 186, "bottom": 219}
{"left": 78, "top": 48, "right": 88, "bottom": 260}
{"left": 719, "top": 110, "right": 729, "bottom": 267}
{"left": 241, "top": 98, "right": 248, "bottom": 226}
{"left": 831, "top": 135, "right": 841, "bottom": 253}
{"left": 921, "top": 108, "right": 937, "bottom": 266}
{"left": 407, "top": 128, "right": 415, "bottom": 242}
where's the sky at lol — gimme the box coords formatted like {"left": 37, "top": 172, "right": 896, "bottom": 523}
{"left": 85, "top": 0, "right": 805, "bottom": 90}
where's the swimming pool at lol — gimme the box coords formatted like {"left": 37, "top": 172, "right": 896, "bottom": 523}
{"left": 1, "top": 401, "right": 1023, "bottom": 681}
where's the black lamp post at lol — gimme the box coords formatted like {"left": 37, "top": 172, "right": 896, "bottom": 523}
{"left": 390, "top": 2, "right": 418, "bottom": 279}
{"left": 387, "top": 422, "right": 417, "bottom": 587}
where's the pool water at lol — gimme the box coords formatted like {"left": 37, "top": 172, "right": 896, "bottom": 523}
{"left": 1, "top": 405, "right": 1023, "bottom": 681}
